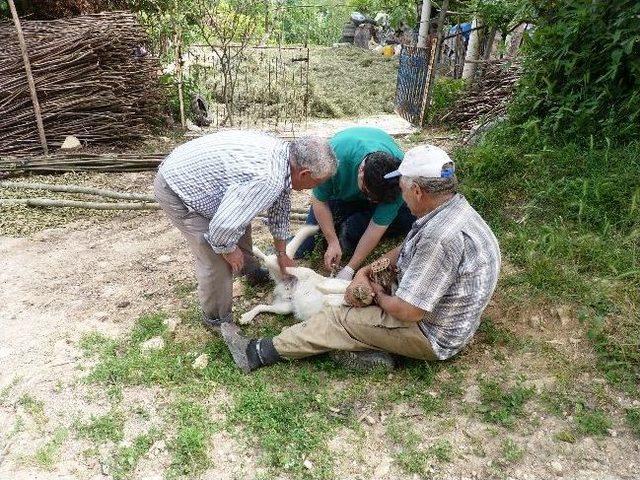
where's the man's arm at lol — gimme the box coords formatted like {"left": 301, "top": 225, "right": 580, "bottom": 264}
{"left": 371, "top": 282, "right": 426, "bottom": 323}
{"left": 207, "top": 179, "right": 281, "bottom": 255}
{"left": 346, "top": 221, "right": 387, "bottom": 271}
{"left": 311, "top": 196, "right": 343, "bottom": 271}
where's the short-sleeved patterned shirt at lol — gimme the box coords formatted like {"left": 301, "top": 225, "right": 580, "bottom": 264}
{"left": 396, "top": 194, "right": 501, "bottom": 359}
{"left": 159, "top": 130, "right": 291, "bottom": 254}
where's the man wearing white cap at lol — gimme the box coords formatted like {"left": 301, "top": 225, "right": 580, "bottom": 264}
{"left": 221, "top": 145, "right": 501, "bottom": 372}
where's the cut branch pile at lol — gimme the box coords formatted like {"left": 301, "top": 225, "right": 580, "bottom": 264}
{"left": 0, "top": 180, "right": 310, "bottom": 222}
{"left": 0, "top": 12, "right": 164, "bottom": 156}
{"left": 436, "top": 60, "right": 522, "bottom": 131}
{"left": 0, "top": 152, "right": 167, "bottom": 177}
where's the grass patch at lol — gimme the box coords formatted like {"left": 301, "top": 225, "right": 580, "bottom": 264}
{"left": 428, "top": 439, "right": 453, "bottom": 463}
{"left": 501, "top": 438, "right": 524, "bottom": 463}
{"left": 457, "top": 125, "right": 639, "bottom": 399}
{"left": 112, "top": 431, "right": 159, "bottom": 480}
{"left": 227, "top": 367, "right": 341, "bottom": 478}
{"left": 574, "top": 406, "right": 612, "bottom": 437}
{"left": 75, "top": 410, "right": 124, "bottom": 444}
{"left": 386, "top": 418, "right": 427, "bottom": 475}
{"left": 168, "top": 400, "right": 214, "bottom": 478}
{"left": 626, "top": 408, "right": 640, "bottom": 437}
{"left": 309, "top": 46, "right": 398, "bottom": 119}
{"left": 33, "top": 428, "right": 68, "bottom": 470}
{"left": 477, "top": 377, "right": 535, "bottom": 428}
{"left": 18, "top": 393, "right": 47, "bottom": 426}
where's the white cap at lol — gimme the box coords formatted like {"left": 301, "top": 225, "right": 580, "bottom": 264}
{"left": 384, "top": 144, "right": 454, "bottom": 180}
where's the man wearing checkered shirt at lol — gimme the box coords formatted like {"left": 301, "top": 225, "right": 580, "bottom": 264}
{"left": 221, "top": 144, "right": 501, "bottom": 372}
{"left": 154, "top": 130, "right": 337, "bottom": 330}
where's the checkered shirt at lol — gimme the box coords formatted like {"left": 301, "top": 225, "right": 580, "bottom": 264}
{"left": 159, "top": 130, "right": 291, "bottom": 254}
{"left": 396, "top": 194, "right": 501, "bottom": 359}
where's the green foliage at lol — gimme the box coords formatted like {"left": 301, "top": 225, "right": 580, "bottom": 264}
{"left": 501, "top": 438, "right": 524, "bottom": 462}
{"left": 457, "top": 123, "right": 639, "bottom": 393}
{"left": 34, "top": 428, "right": 69, "bottom": 470}
{"left": 626, "top": 408, "right": 640, "bottom": 438}
{"left": 112, "top": 431, "right": 159, "bottom": 479}
{"left": 75, "top": 410, "right": 125, "bottom": 444}
{"left": 347, "top": 0, "right": 416, "bottom": 28}
{"left": 511, "top": 0, "right": 640, "bottom": 145}
{"left": 428, "top": 77, "right": 465, "bottom": 124}
{"left": 169, "top": 400, "right": 214, "bottom": 477}
{"left": 279, "top": 1, "right": 349, "bottom": 45}
{"left": 574, "top": 405, "right": 611, "bottom": 437}
{"left": 466, "top": 0, "right": 532, "bottom": 32}
{"left": 477, "top": 377, "right": 535, "bottom": 427}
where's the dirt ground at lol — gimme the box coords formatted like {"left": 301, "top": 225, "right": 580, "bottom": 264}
{"left": 1, "top": 121, "right": 638, "bottom": 479}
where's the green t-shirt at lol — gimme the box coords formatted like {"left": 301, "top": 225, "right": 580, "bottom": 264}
{"left": 313, "top": 127, "right": 405, "bottom": 226}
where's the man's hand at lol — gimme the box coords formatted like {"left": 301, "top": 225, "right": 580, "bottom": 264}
{"left": 344, "top": 274, "right": 373, "bottom": 307}
{"left": 222, "top": 247, "right": 244, "bottom": 274}
{"left": 370, "top": 281, "right": 386, "bottom": 300}
{"left": 324, "top": 239, "right": 342, "bottom": 272}
{"left": 277, "top": 252, "right": 296, "bottom": 278}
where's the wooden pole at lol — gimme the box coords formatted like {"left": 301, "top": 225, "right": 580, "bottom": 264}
{"left": 174, "top": 30, "right": 186, "bottom": 129}
{"left": 421, "top": 0, "right": 449, "bottom": 125}
{"left": 8, "top": 0, "right": 49, "bottom": 155}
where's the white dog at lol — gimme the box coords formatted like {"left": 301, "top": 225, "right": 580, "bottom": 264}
{"left": 238, "top": 225, "right": 351, "bottom": 325}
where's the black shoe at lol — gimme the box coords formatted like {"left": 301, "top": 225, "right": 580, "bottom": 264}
{"left": 245, "top": 267, "right": 271, "bottom": 287}
{"left": 329, "top": 350, "right": 396, "bottom": 372}
{"left": 202, "top": 313, "right": 231, "bottom": 332}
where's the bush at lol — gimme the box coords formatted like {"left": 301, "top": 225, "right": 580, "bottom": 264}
{"left": 511, "top": 0, "right": 640, "bottom": 146}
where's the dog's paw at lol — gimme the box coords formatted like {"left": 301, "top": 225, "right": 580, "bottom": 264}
{"left": 237, "top": 312, "right": 254, "bottom": 325}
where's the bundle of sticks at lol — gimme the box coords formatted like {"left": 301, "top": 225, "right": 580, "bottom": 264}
{"left": 436, "top": 60, "right": 522, "bottom": 131}
{"left": 0, "top": 12, "right": 164, "bottom": 156}
{"left": 0, "top": 152, "right": 167, "bottom": 177}
{"left": 0, "top": 180, "right": 310, "bottom": 222}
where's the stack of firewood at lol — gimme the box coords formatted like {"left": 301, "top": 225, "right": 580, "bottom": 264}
{"left": 0, "top": 12, "right": 164, "bottom": 156}
{"left": 436, "top": 60, "right": 522, "bottom": 131}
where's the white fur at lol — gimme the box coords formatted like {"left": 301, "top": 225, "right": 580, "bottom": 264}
{"left": 238, "top": 225, "right": 351, "bottom": 325}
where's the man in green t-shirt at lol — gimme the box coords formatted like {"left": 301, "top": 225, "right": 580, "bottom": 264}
{"left": 295, "top": 126, "right": 415, "bottom": 280}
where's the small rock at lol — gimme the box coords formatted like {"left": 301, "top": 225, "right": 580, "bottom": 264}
{"left": 163, "top": 317, "right": 180, "bottom": 332}
{"left": 140, "top": 336, "right": 165, "bottom": 354}
{"left": 61, "top": 135, "right": 82, "bottom": 149}
{"left": 151, "top": 439, "right": 166, "bottom": 456}
{"left": 303, "top": 459, "right": 314, "bottom": 470}
{"left": 373, "top": 457, "right": 392, "bottom": 478}
{"left": 186, "top": 119, "right": 202, "bottom": 132}
{"left": 192, "top": 353, "right": 209, "bottom": 370}
{"left": 556, "top": 305, "right": 571, "bottom": 326}
{"left": 157, "top": 255, "right": 172, "bottom": 264}
{"left": 529, "top": 314, "right": 543, "bottom": 329}
{"left": 116, "top": 300, "right": 130, "bottom": 308}
{"left": 232, "top": 280, "right": 245, "bottom": 298}
{"left": 100, "top": 460, "right": 110, "bottom": 476}
{"left": 328, "top": 406, "right": 341, "bottom": 413}
{"left": 364, "top": 415, "right": 376, "bottom": 425}
{"left": 608, "top": 429, "right": 618, "bottom": 438}
{"left": 551, "top": 461, "right": 563, "bottom": 474}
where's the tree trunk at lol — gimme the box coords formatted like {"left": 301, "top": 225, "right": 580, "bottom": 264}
{"left": 462, "top": 17, "right": 482, "bottom": 82}
{"left": 417, "top": 0, "right": 432, "bottom": 48}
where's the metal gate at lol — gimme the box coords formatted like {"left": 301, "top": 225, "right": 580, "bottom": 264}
{"left": 184, "top": 44, "right": 310, "bottom": 132}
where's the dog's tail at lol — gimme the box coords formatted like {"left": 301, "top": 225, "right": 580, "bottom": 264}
{"left": 285, "top": 224, "right": 319, "bottom": 259}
